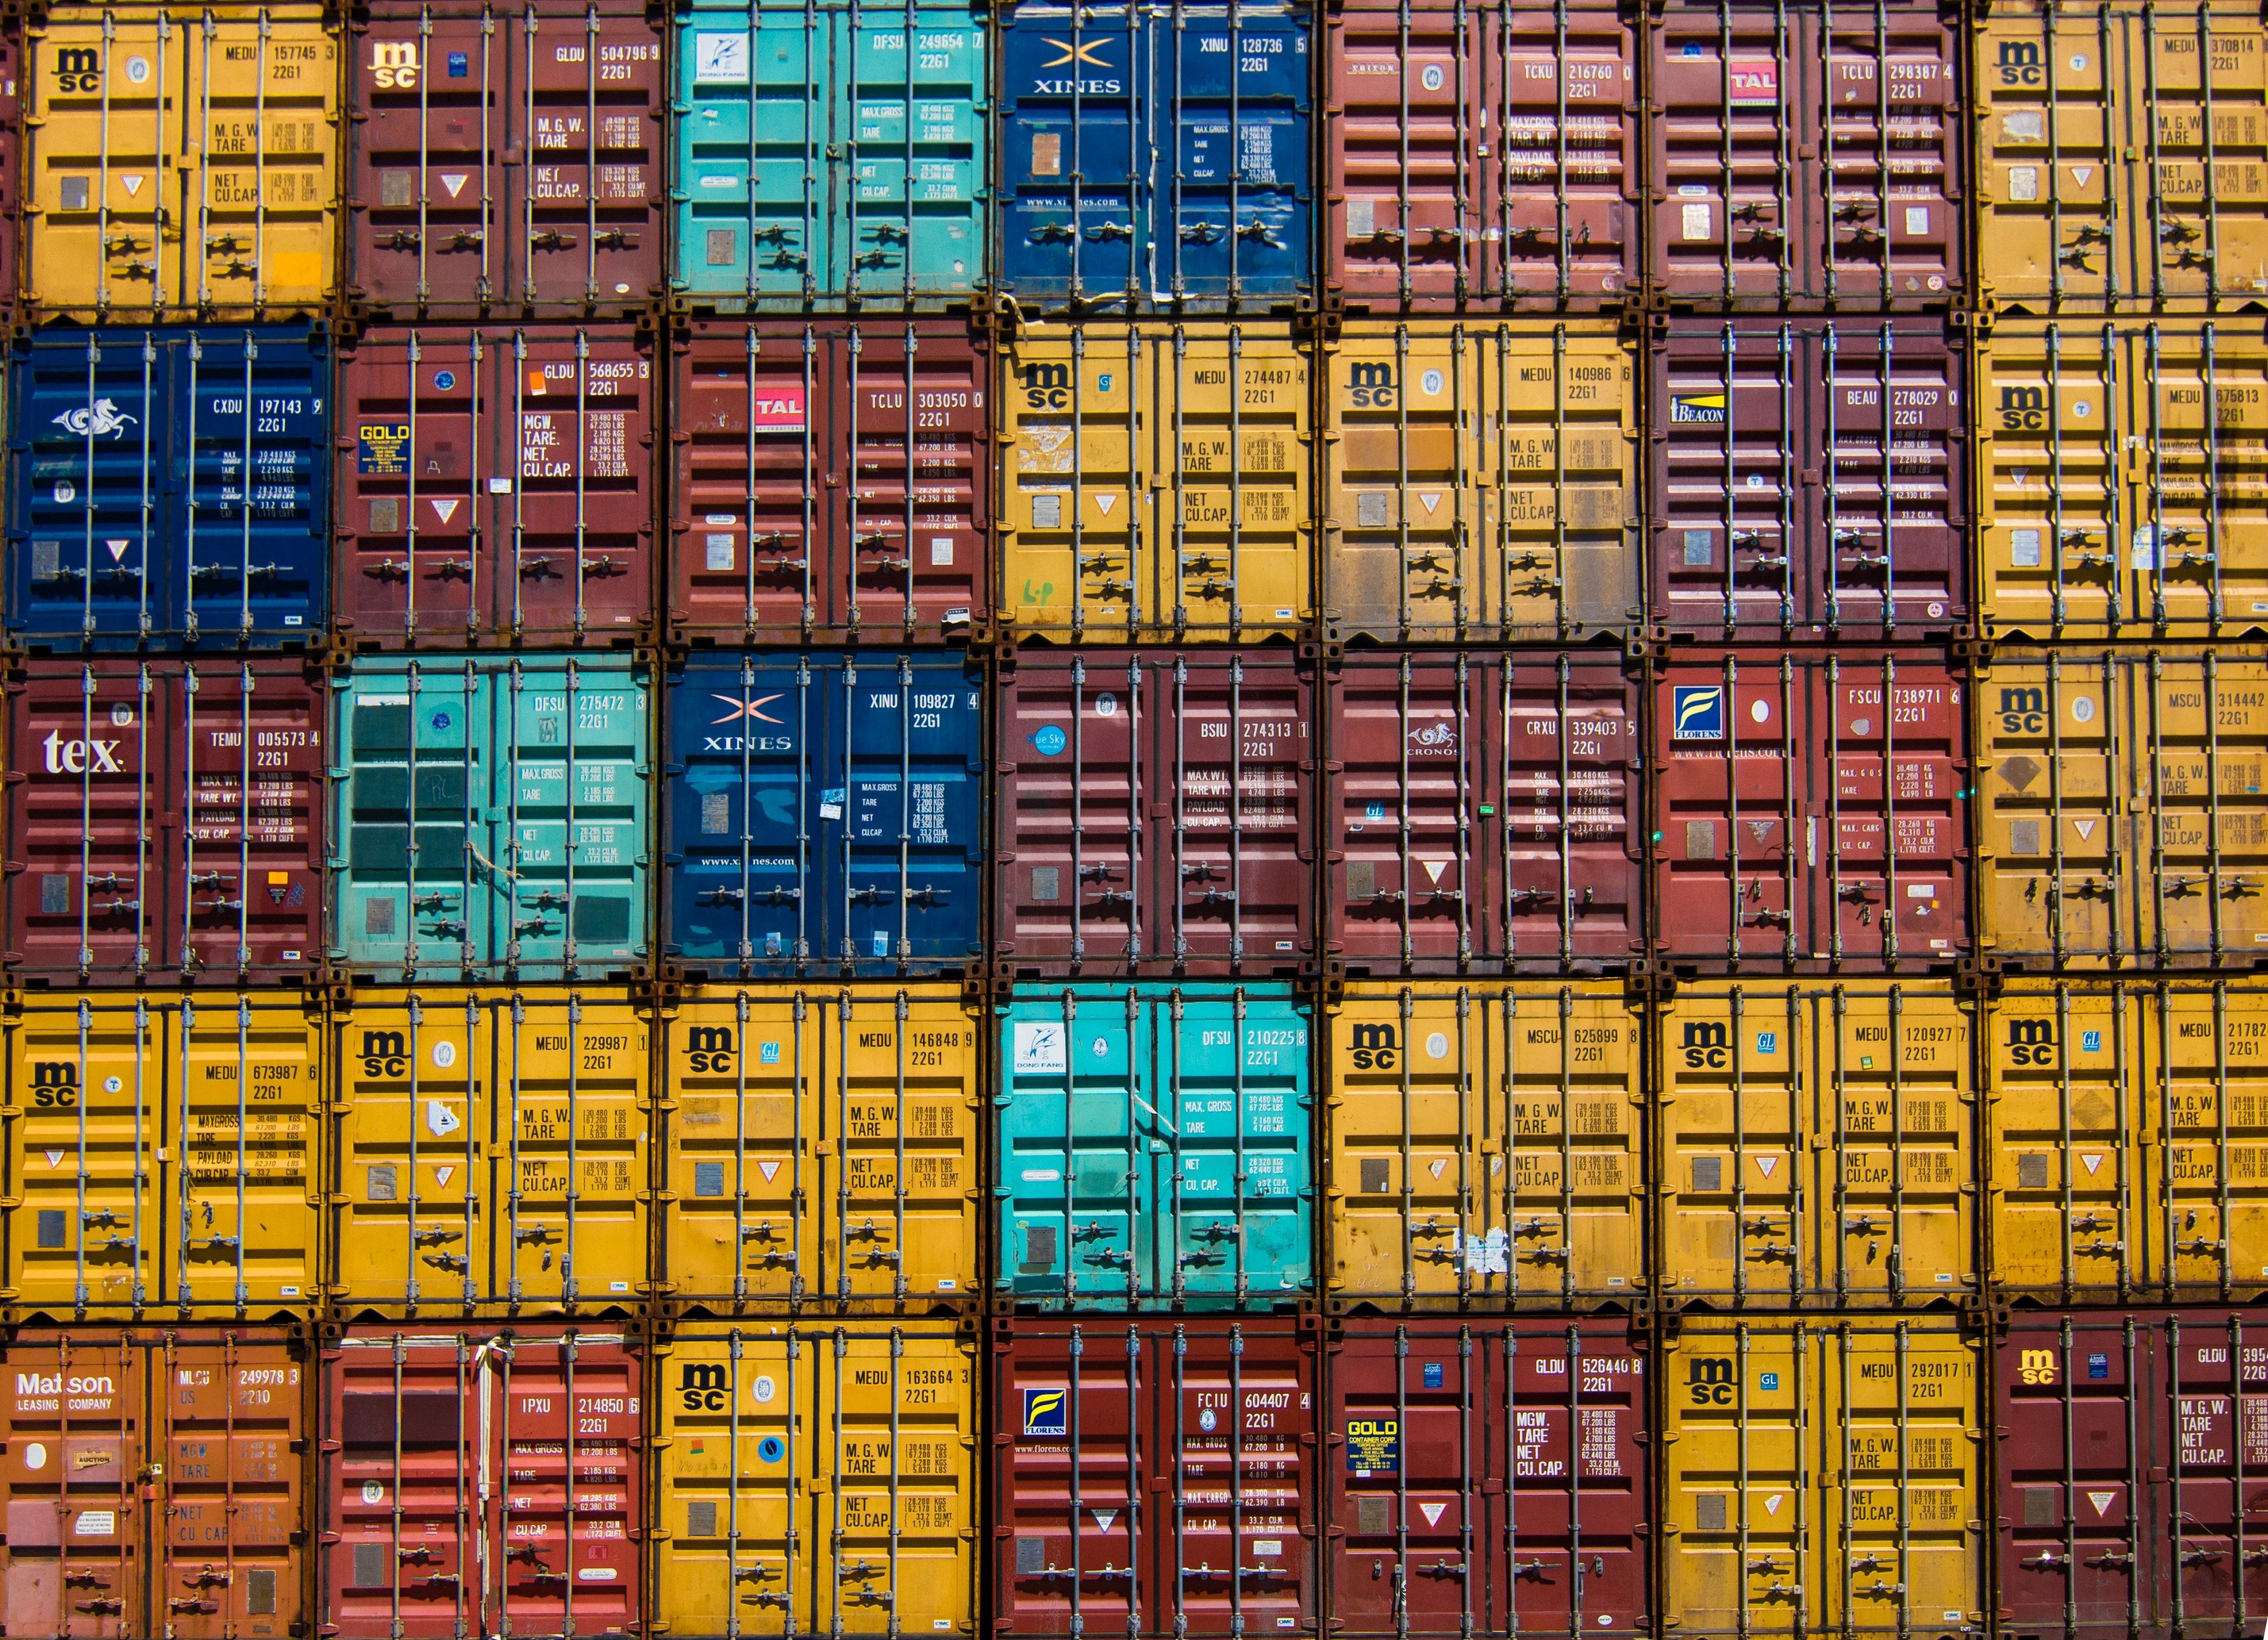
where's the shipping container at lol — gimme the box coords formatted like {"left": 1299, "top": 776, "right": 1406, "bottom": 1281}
{"left": 0, "top": 36, "right": 22, "bottom": 315}
{"left": 1976, "top": 4, "right": 2268, "bottom": 315}
{"left": 1650, "top": 318, "right": 1970, "bottom": 639}
{"left": 330, "top": 654, "right": 650, "bottom": 980}
{"left": 1319, "top": 321, "right": 1640, "bottom": 645}
{"left": 1645, "top": 2, "right": 1965, "bottom": 311}
{"left": 325, "top": 989, "right": 650, "bottom": 1316}
{"left": 662, "top": 652, "right": 985, "bottom": 979}
{"left": 22, "top": 7, "right": 338, "bottom": 320}
{"left": 654, "top": 984, "right": 985, "bottom": 1312}
{"left": 995, "top": 983, "right": 1313, "bottom": 1309}
{"left": 5, "top": 326, "right": 331, "bottom": 649}
{"left": 346, "top": 1, "right": 666, "bottom": 316}
{"left": 992, "top": 1315, "right": 1320, "bottom": 1636}
{"left": 0, "top": 1326, "right": 309, "bottom": 1640}
{"left": 1, "top": 992, "right": 323, "bottom": 1321}
{"left": 1995, "top": 1310, "right": 2268, "bottom": 1640}
{"left": 998, "top": 2, "right": 1309, "bottom": 312}
{"left": 1324, "top": 2, "right": 1638, "bottom": 312}
{"left": 1326, "top": 1318, "right": 1650, "bottom": 1639}
{"left": 1324, "top": 651, "right": 1644, "bottom": 974}
{"left": 673, "top": 1, "right": 986, "bottom": 310}
{"left": 1323, "top": 983, "right": 1645, "bottom": 1312}
{"left": 1653, "top": 653, "right": 1970, "bottom": 971}
{"left": 998, "top": 322, "right": 1314, "bottom": 643}
{"left": 649, "top": 1320, "right": 979, "bottom": 1635}
{"left": 670, "top": 319, "right": 992, "bottom": 643}
{"left": 1660, "top": 1315, "right": 1984, "bottom": 1640}
{"left": 1656, "top": 982, "right": 1976, "bottom": 1310}
{"left": 320, "top": 1325, "right": 642, "bottom": 1638}
{"left": 992, "top": 649, "right": 1318, "bottom": 978}
{"left": 1, "top": 659, "right": 325, "bottom": 984}
{"left": 1976, "top": 318, "right": 2268, "bottom": 640}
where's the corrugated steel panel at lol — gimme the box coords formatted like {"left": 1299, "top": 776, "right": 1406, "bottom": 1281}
{"left": 662, "top": 652, "right": 985, "bottom": 979}
{"left": 998, "top": 322, "right": 1314, "bottom": 643}
{"left": 1657, "top": 982, "right": 1976, "bottom": 1310}
{"left": 1324, "top": 983, "right": 1645, "bottom": 1312}
{"left": 2140, "top": 982, "right": 2268, "bottom": 1303}
{"left": 996, "top": 983, "right": 1313, "bottom": 1309}
{"left": 0, "top": 37, "right": 22, "bottom": 314}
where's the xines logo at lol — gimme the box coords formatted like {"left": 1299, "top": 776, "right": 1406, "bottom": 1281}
{"left": 705, "top": 693, "right": 788, "bottom": 754}
{"left": 1031, "top": 36, "right": 1119, "bottom": 96}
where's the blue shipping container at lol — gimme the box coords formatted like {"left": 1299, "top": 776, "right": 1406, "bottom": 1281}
{"left": 6, "top": 327, "right": 330, "bottom": 648}
{"left": 997, "top": 2, "right": 1311, "bottom": 309}
{"left": 997, "top": 983, "right": 1314, "bottom": 1308}
{"left": 663, "top": 652, "right": 985, "bottom": 975}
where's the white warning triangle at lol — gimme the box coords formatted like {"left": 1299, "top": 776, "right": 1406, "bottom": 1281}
{"left": 442, "top": 174, "right": 470, "bottom": 198}
{"left": 2088, "top": 1491, "right": 2116, "bottom": 1517}
{"left": 435, "top": 1165, "right": 455, "bottom": 1186}
{"left": 106, "top": 539, "right": 129, "bottom": 560}
{"left": 44, "top": 1150, "right": 63, "bottom": 1169}
{"left": 2073, "top": 165, "right": 2094, "bottom": 187}
{"left": 1418, "top": 492, "right": 1442, "bottom": 516}
{"left": 1422, "top": 859, "right": 1448, "bottom": 883}
{"left": 1757, "top": 1156, "right": 1778, "bottom": 1178}
{"left": 1096, "top": 494, "right": 1116, "bottom": 515}
{"left": 121, "top": 174, "right": 145, "bottom": 197}
{"left": 1429, "top": 1158, "right": 1448, "bottom": 1179}
{"left": 1419, "top": 1502, "right": 1447, "bottom": 1526}
{"left": 431, "top": 498, "right": 461, "bottom": 524}
{"left": 2012, "top": 469, "right": 2029, "bottom": 487}
{"left": 2074, "top": 820, "right": 2097, "bottom": 842}
{"left": 2081, "top": 1153, "right": 2104, "bottom": 1176}
{"left": 1093, "top": 1509, "right": 1118, "bottom": 1531}
{"left": 758, "top": 1159, "right": 783, "bottom": 1182}
{"left": 1764, "top": 1494, "right": 1784, "bottom": 1517}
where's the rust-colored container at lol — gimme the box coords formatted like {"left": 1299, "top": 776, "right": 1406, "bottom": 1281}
{"left": 2, "top": 658, "right": 325, "bottom": 984}
{"left": 0, "top": 1326, "right": 309, "bottom": 1640}
{"left": 992, "top": 1315, "right": 1320, "bottom": 1638}
{"left": 1324, "top": 2, "right": 1639, "bottom": 311}
{"left": 1996, "top": 1310, "right": 2268, "bottom": 1640}
{"left": 1326, "top": 1318, "right": 1651, "bottom": 1639}
{"left": 670, "top": 318, "right": 992, "bottom": 643}
{"left": 1645, "top": 1, "right": 1966, "bottom": 310}
{"left": 344, "top": 1, "right": 667, "bottom": 317}
{"left": 318, "top": 1323, "right": 643, "bottom": 1639}
{"left": 333, "top": 321, "right": 660, "bottom": 647}
{"left": 1652, "top": 651, "right": 1970, "bottom": 971}
{"left": 992, "top": 648, "right": 1318, "bottom": 977}
{"left": 1649, "top": 317, "right": 1971, "bottom": 638}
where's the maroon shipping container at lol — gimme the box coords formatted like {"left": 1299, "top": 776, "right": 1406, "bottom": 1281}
{"left": 332, "top": 321, "right": 660, "bottom": 647}
{"left": 1652, "top": 652, "right": 1970, "bottom": 970}
{"left": 1997, "top": 1310, "right": 2268, "bottom": 1640}
{"left": 345, "top": 1, "right": 666, "bottom": 316}
{"left": 1646, "top": 2, "right": 1965, "bottom": 310}
{"left": 1325, "top": 651, "right": 1644, "bottom": 976}
{"left": 0, "top": 1326, "right": 308, "bottom": 1640}
{"left": 1328, "top": 1318, "right": 1651, "bottom": 1640}
{"left": 1325, "top": 3, "right": 1639, "bottom": 311}
{"left": 2, "top": 659, "right": 325, "bottom": 984}
{"left": 671, "top": 319, "right": 992, "bottom": 643}
{"left": 993, "top": 1316, "right": 1321, "bottom": 1638}
{"left": 319, "top": 1325, "right": 643, "bottom": 1640}
{"left": 1650, "top": 317, "right": 1971, "bottom": 638}
{"left": 992, "top": 648, "right": 1317, "bottom": 977}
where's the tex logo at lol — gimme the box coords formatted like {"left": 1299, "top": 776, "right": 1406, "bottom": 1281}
{"left": 1022, "top": 1387, "right": 1068, "bottom": 1437}
{"left": 1672, "top": 685, "right": 1725, "bottom": 741}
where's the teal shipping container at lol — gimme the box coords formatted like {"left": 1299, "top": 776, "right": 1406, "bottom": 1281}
{"left": 996, "top": 983, "right": 1314, "bottom": 1309}
{"left": 330, "top": 656, "right": 651, "bottom": 981}
{"left": 673, "top": 1, "right": 987, "bottom": 308}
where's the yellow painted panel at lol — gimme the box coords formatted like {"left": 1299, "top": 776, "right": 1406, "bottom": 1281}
{"left": 2148, "top": 982, "right": 2268, "bottom": 1299}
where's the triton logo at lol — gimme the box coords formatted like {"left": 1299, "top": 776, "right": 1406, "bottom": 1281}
{"left": 1022, "top": 1387, "right": 1068, "bottom": 1436}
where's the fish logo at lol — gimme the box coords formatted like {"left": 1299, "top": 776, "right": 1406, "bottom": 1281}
{"left": 1022, "top": 1387, "right": 1068, "bottom": 1436}
{"left": 711, "top": 693, "right": 785, "bottom": 726}
{"left": 1673, "top": 686, "right": 1725, "bottom": 741}
{"left": 52, "top": 399, "right": 138, "bottom": 439}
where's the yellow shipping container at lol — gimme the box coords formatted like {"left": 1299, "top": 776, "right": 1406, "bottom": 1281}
{"left": 1975, "top": 4, "right": 2268, "bottom": 314}
{"left": 1974, "top": 649, "right": 2268, "bottom": 969}
{"left": 0, "top": 991, "right": 322, "bottom": 1318}
{"left": 1322, "top": 980, "right": 1645, "bottom": 1310}
{"left": 654, "top": 985, "right": 985, "bottom": 1313}
{"left": 325, "top": 988, "right": 651, "bottom": 1315}
{"left": 1976, "top": 320, "right": 2268, "bottom": 640}
{"left": 1656, "top": 983, "right": 1976, "bottom": 1310}
{"left": 648, "top": 1320, "right": 978, "bottom": 1636}
{"left": 997, "top": 322, "right": 1312, "bottom": 643}
{"left": 1319, "top": 321, "right": 1640, "bottom": 644}
{"left": 1660, "top": 1315, "right": 1984, "bottom": 1640}
{"left": 24, "top": 6, "right": 339, "bottom": 318}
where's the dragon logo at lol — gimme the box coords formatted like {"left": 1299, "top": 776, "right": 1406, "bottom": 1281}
{"left": 52, "top": 399, "right": 138, "bottom": 439}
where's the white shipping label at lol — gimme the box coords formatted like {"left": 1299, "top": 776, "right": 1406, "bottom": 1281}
{"left": 1014, "top": 1020, "right": 1068, "bottom": 1073}
{"left": 1463, "top": 1226, "right": 1510, "bottom": 1275}
{"left": 2009, "top": 527, "right": 2041, "bottom": 568}
{"left": 1682, "top": 202, "right": 1713, "bottom": 241}
{"left": 2009, "top": 165, "right": 2040, "bottom": 202}
{"left": 931, "top": 536, "right": 954, "bottom": 565}
{"left": 1904, "top": 206, "right": 1930, "bottom": 236}
{"left": 705, "top": 532, "right": 735, "bottom": 571}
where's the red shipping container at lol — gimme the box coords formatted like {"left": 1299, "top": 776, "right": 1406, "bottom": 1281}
{"left": 333, "top": 321, "right": 660, "bottom": 647}
{"left": 671, "top": 319, "right": 992, "bottom": 643}
{"left": 1324, "top": 651, "right": 1645, "bottom": 976}
{"left": 1649, "top": 317, "right": 1971, "bottom": 638}
{"left": 992, "top": 648, "right": 1318, "bottom": 977}
{"left": 319, "top": 1325, "right": 643, "bottom": 1639}
{"left": 1327, "top": 1318, "right": 1651, "bottom": 1640}
{"left": 1652, "top": 652, "right": 1970, "bottom": 970}
{"left": 992, "top": 1316, "right": 1321, "bottom": 1638}
{"left": 1324, "top": 2, "right": 1638, "bottom": 311}
{"left": 344, "top": 1, "right": 666, "bottom": 316}
{"left": 1997, "top": 1310, "right": 2268, "bottom": 1640}
{"left": 1646, "top": 2, "right": 1965, "bottom": 310}
{"left": 2, "top": 658, "right": 325, "bottom": 984}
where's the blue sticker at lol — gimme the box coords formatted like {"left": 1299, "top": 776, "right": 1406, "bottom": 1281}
{"left": 1031, "top": 724, "right": 1068, "bottom": 757}
{"left": 431, "top": 711, "right": 452, "bottom": 731}
{"left": 1422, "top": 1362, "right": 1443, "bottom": 1390}
{"left": 1022, "top": 1387, "right": 1068, "bottom": 1436}
{"left": 874, "top": 930, "right": 890, "bottom": 956}
{"left": 1672, "top": 685, "right": 1725, "bottom": 741}
{"left": 2082, "top": 1030, "right": 2101, "bottom": 1052}
{"left": 757, "top": 1435, "right": 786, "bottom": 1463}
{"left": 434, "top": 370, "right": 455, "bottom": 391}
{"left": 1097, "top": 373, "right": 1114, "bottom": 393}
{"left": 1759, "top": 1372, "right": 1780, "bottom": 1391}
{"left": 2087, "top": 1353, "right": 2110, "bottom": 1380}
{"left": 760, "top": 1041, "right": 781, "bottom": 1065}
{"left": 1366, "top": 801, "right": 1387, "bottom": 823}
{"left": 1756, "top": 1032, "right": 1777, "bottom": 1054}
{"left": 447, "top": 51, "right": 468, "bottom": 76}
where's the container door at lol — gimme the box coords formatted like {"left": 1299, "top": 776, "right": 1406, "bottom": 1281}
{"left": 349, "top": 11, "right": 500, "bottom": 309}
{"left": 489, "top": 1334, "right": 643, "bottom": 1634}
{"left": 676, "top": 11, "right": 829, "bottom": 304}
{"left": 2164, "top": 1316, "right": 2268, "bottom": 1625}
{"left": 158, "top": 1335, "right": 305, "bottom": 1639}
{"left": 2151, "top": 986, "right": 2268, "bottom": 1302}
{"left": 0, "top": 1335, "right": 144, "bottom": 1638}
{"left": 997, "top": 8, "right": 1145, "bottom": 305}
{"left": 998, "top": 989, "right": 1148, "bottom": 1304}
{"left": 178, "top": 660, "right": 326, "bottom": 980}
{"left": 999, "top": 325, "right": 1147, "bottom": 640}
{"left": 509, "top": 9, "right": 666, "bottom": 310}
{"left": 843, "top": 10, "right": 985, "bottom": 305}
{"left": 841, "top": 322, "right": 990, "bottom": 638}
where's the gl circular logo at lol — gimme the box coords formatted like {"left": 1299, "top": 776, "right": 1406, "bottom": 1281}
{"left": 435, "top": 370, "right": 456, "bottom": 391}
{"left": 1031, "top": 725, "right": 1068, "bottom": 756}
{"left": 757, "top": 1436, "right": 787, "bottom": 1463}
{"left": 1420, "top": 63, "right": 1443, "bottom": 91}
{"left": 126, "top": 56, "right": 151, "bottom": 83}
{"left": 1421, "top": 369, "right": 1445, "bottom": 396}
{"left": 1198, "top": 1407, "right": 1217, "bottom": 1432}
{"left": 431, "top": 711, "right": 452, "bottom": 732}
{"left": 1094, "top": 693, "right": 1117, "bottom": 717}
{"left": 432, "top": 1041, "right": 457, "bottom": 1070}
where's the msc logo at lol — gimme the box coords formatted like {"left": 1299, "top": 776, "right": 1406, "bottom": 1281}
{"left": 1347, "top": 362, "right": 1396, "bottom": 409}
{"left": 1680, "top": 1021, "right": 1730, "bottom": 1071}
{"left": 52, "top": 47, "right": 100, "bottom": 92}
{"left": 684, "top": 1025, "right": 737, "bottom": 1074}
{"left": 1671, "top": 686, "right": 1724, "bottom": 741}
{"left": 1021, "top": 362, "right": 1073, "bottom": 412}
{"left": 1997, "top": 686, "right": 2047, "bottom": 735}
{"left": 2006, "top": 1018, "right": 2057, "bottom": 1067}
{"left": 1995, "top": 38, "right": 2043, "bottom": 86}
{"left": 1670, "top": 394, "right": 1728, "bottom": 425}
{"left": 1999, "top": 384, "right": 2048, "bottom": 433}
{"left": 1022, "top": 1387, "right": 1068, "bottom": 1437}
{"left": 1347, "top": 1021, "right": 1399, "bottom": 1071}
{"left": 369, "top": 40, "right": 422, "bottom": 89}
{"left": 28, "top": 1061, "right": 79, "bottom": 1108}
{"left": 680, "top": 1362, "right": 731, "bottom": 1413}
{"left": 2017, "top": 1348, "right": 2057, "bottom": 1385}
{"left": 360, "top": 1029, "right": 409, "bottom": 1078}
{"left": 1686, "top": 1357, "right": 1735, "bottom": 1407}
